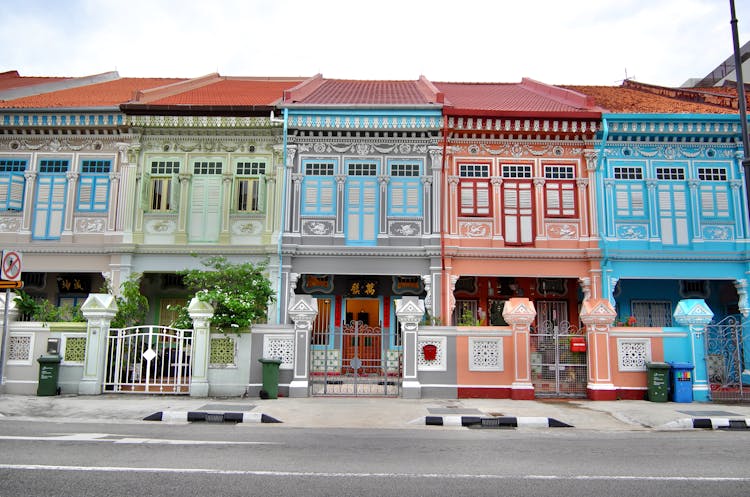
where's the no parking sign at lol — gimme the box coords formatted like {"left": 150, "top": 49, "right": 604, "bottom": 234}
{"left": 1, "top": 250, "right": 22, "bottom": 281}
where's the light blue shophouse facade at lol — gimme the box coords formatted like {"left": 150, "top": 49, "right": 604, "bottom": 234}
{"left": 596, "top": 112, "right": 750, "bottom": 400}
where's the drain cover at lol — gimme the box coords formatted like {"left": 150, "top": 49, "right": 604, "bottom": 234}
{"left": 205, "top": 413, "right": 225, "bottom": 423}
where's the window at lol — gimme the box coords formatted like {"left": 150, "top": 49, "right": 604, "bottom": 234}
{"left": 193, "top": 161, "right": 222, "bottom": 175}
{"left": 77, "top": 159, "right": 111, "bottom": 212}
{"left": 656, "top": 167, "right": 685, "bottom": 180}
{"left": 544, "top": 165, "right": 576, "bottom": 217}
{"left": 148, "top": 161, "right": 179, "bottom": 211}
{"left": 612, "top": 165, "right": 645, "bottom": 219}
{"left": 613, "top": 166, "right": 643, "bottom": 180}
{"left": 0, "top": 159, "right": 27, "bottom": 210}
{"left": 302, "top": 161, "right": 336, "bottom": 216}
{"left": 33, "top": 159, "right": 69, "bottom": 239}
{"left": 388, "top": 161, "right": 421, "bottom": 216}
{"left": 458, "top": 163, "right": 490, "bottom": 216}
{"left": 697, "top": 167, "right": 730, "bottom": 219}
{"left": 502, "top": 165, "right": 534, "bottom": 244}
{"left": 698, "top": 167, "right": 727, "bottom": 181}
{"left": 235, "top": 160, "right": 266, "bottom": 212}
{"left": 630, "top": 300, "right": 672, "bottom": 327}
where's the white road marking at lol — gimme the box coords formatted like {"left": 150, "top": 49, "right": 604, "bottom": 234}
{"left": 0, "top": 464, "right": 746, "bottom": 482}
{"left": 0, "top": 433, "right": 278, "bottom": 445}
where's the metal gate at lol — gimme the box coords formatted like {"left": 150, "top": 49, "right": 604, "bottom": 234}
{"left": 706, "top": 315, "right": 750, "bottom": 402}
{"left": 310, "top": 321, "right": 401, "bottom": 396}
{"left": 530, "top": 320, "right": 587, "bottom": 397}
{"left": 103, "top": 326, "right": 193, "bottom": 394}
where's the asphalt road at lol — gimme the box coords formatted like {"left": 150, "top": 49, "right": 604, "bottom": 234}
{"left": 0, "top": 419, "right": 748, "bottom": 497}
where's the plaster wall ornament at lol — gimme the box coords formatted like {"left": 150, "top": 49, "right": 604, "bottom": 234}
{"left": 502, "top": 298, "right": 537, "bottom": 327}
{"left": 0, "top": 217, "right": 21, "bottom": 232}
{"left": 449, "top": 274, "right": 459, "bottom": 316}
{"left": 579, "top": 299, "right": 617, "bottom": 328}
{"left": 579, "top": 277, "right": 592, "bottom": 302}
{"left": 735, "top": 279, "right": 750, "bottom": 318}
{"left": 584, "top": 150, "right": 599, "bottom": 171}
{"left": 673, "top": 299, "right": 714, "bottom": 327}
{"left": 75, "top": 218, "right": 106, "bottom": 233}
{"left": 421, "top": 275, "right": 432, "bottom": 313}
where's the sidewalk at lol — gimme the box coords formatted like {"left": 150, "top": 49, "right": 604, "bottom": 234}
{"left": 2, "top": 394, "right": 750, "bottom": 431}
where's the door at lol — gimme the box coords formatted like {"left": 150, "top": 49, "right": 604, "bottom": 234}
{"left": 189, "top": 175, "right": 222, "bottom": 242}
{"left": 503, "top": 180, "right": 534, "bottom": 245}
{"left": 33, "top": 175, "right": 67, "bottom": 240}
{"left": 530, "top": 301, "right": 587, "bottom": 397}
{"left": 345, "top": 162, "right": 378, "bottom": 245}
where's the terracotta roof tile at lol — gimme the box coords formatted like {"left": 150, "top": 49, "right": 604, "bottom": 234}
{"left": 435, "top": 79, "right": 600, "bottom": 115}
{"left": 0, "top": 71, "right": 69, "bottom": 92}
{"left": 0, "top": 78, "right": 185, "bottom": 109}
{"left": 287, "top": 79, "right": 439, "bottom": 105}
{"left": 563, "top": 84, "right": 737, "bottom": 114}
{"left": 147, "top": 78, "right": 306, "bottom": 106}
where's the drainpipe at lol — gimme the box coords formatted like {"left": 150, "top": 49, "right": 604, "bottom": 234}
{"left": 276, "top": 108, "right": 289, "bottom": 324}
{"left": 440, "top": 115, "right": 448, "bottom": 324}
{"left": 597, "top": 116, "right": 611, "bottom": 301}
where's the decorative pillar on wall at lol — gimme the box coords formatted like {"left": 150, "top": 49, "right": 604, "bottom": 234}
{"left": 502, "top": 298, "right": 536, "bottom": 400}
{"left": 188, "top": 297, "right": 214, "bottom": 397}
{"left": 287, "top": 295, "right": 318, "bottom": 398}
{"left": 396, "top": 296, "right": 425, "bottom": 399}
{"left": 579, "top": 299, "right": 617, "bottom": 400}
{"left": 673, "top": 299, "right": 713, "bottom": 402}
{"left": 78, "top": 294, "right": 118, "bottom": 395}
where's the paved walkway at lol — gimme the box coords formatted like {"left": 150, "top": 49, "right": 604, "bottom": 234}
{"left": 2, "top": 394, "right": 750, "bottom": 430}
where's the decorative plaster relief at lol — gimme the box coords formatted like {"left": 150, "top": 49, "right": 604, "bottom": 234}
{"left": 469, "top": 337, "right": 504, "bottom": 371}
{"left": 389, "top": 221, "right": 421, "bottom": 237}
{"left": 459, "top": 221, "right": 492, "bottom": 238}
{"left": 417, "top": 336, "right": 447, "bottom": 371}
{"left": 0, "top": 217, "right": 21, "bottom": 232}
{"left": 547, "top": 223, "right": 578, "bottom": 239}
{"left": 702, "top": 225, "right": 733, "bottom": 240}
{"left": 616, "top": 224, "right": 648, "bottom": 239}
{"left": 232, "top": 221, "right": 262, "bottom": 235}
{"left": 617, "top": 338, "right": 651, "bottom": 372}
{"left": 262, "top": 335, "right": 294, "bottom": 370}
{"left": 302, "top": 220, "right": 334, "bottom": 236}
{"left": 74, "top": 217, "right": 106, "bottom": 233}
{"left": 145, "top": 219, "right": 177, "bottom": 234}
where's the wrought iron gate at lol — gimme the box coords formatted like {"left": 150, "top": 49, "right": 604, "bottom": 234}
{"left": 530, "top": 320, "right": 587, "bottom": 397}
{"left": 104, "top": 326, "right": 193, "bottom": 394}
{"left": 706, "top": 315, "right": 750, "bottom": 402}
{"left": 310, "top": 321, "right": 402, "bottom": 396}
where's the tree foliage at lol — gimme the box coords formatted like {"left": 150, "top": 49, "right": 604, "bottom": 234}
{"left": 106, "top": 273, "right": 149, "bottom": 328}
{"left": 173, "top": 257, "right": 276, "bottom": 332}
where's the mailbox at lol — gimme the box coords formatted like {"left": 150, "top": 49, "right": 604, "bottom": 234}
{"left": 46, "top": 338, "right": 60, "bottom": 355}
{"left": 422, "top": 344, "right": 437, "bottom": 361}
{"left": 569, "top": 336, "right": 586, "bottom": 352}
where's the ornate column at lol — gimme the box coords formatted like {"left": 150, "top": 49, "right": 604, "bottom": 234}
{"left": 579, "top": 299, "right": 617, "bottom": 400}
{"left": 188, "top": 297, "right": 215, "bottom": 397}
{"left": 421, "top": 176, "right": 433, "bottom": 234}
{"left": 378, "top": 175, "right": 389, "bottom": 235}
{"left": 21, "top": 170, "right": 37, "bottom": 234}
{"left": 219, "top": 171, "right": 233, "bottom": 244}
{"left": 502, "top": 298, "right": 536, "bottom": 399}
{"left": 63, "top": 171, "right": 79, "bottom": 236}
{"left": 107, "top": 171, "right": 121, "bottom": 232}
{"left": 78, "top": 294, "right": 118, "bottom": 395}
{"left": 0, "top": 291, "right": 20, "bottom": 388}
{"left": 396, "top": 296, "right": 425, "bottom": 399}
{"left": 576, "top": 177, "right": 590, "bottom": 237}
{"left": 287, "top": 295, "right": 318, "bottom": 398}
{"left": 673, "top": 299, "right": 713, "bottom": 402}
{"left": 175, "top": 172, "right": 192, "bottom": 244}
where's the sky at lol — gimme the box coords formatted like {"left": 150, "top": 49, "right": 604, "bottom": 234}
{"left": 2, "top": 0, "right": 750, "bottom": 87}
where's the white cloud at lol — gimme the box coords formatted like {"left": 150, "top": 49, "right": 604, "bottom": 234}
{"left": 1, "top": 0, "right": 749, "bottom": 86}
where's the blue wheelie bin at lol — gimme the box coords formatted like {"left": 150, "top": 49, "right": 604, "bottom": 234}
{"left": 670, "top": 362, "right": 694, "bottom": 403}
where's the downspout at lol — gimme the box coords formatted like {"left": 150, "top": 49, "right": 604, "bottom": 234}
{"left": 440, "top": 115, "right": 448, "bottom": 323}
{"left": 597, "top": 116, "right": 611, "bottom": 302}
{"left": 276, "top": 108, "right": 289, "bottom": 324}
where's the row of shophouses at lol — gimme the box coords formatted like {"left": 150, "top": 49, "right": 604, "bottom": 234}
{"left": 0, "top": 69, "right": 749, "bottom": 402}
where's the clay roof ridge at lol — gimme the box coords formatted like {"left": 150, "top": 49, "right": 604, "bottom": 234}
{"left": 282, "top": 74, "right": 325, "bottom": 103}
{"left": 623, "top": 79, "right": 739, "bottom": 110}
{"left": 520, "top": 77, "right": 597, "bottom": 110}
{"left": 415, "top": 76, "right": 444, "bottom": 104}
{"left": 0, "top": 71, "right": 120, "bottom": 101}
{"left": 130, "top": 73, "right": 220, "bottom": 104}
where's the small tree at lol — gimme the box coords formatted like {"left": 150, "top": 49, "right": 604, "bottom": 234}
{"left": 105, "top": 273, "right": 149, "bottom": 328}
{"left": 172, "top": 256, "right": 275, "bottom": 332}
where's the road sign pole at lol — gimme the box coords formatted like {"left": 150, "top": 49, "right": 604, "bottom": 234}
{"left": 0, "top": 288, "right": 10, "bottom": 386}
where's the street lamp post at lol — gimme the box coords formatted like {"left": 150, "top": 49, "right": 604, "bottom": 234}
{"left": 730, "top": 1, "right": 750, "bottom": 209}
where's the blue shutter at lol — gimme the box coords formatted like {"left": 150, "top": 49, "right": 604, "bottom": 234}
{"left": 0, "top": 172, "right": 25, "bottom": 210}
{"left": 77, "top": 175, "right": 110, "bottom": 211}
{"left": 303, "top": 176, "right": 335, "bottom": 216}
{"left": 33, "top": 175, "right": 67, "bottom": 240}
{"left": 389, "top": 177, "right": 421, "bottom": 216}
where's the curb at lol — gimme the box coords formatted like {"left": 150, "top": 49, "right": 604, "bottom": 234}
{"left": 425, "top": 415, "right": 573, "bottom": 428}
{"left": 143, "top": 411, "right": 282, "bottom": 424}
{"left": 660, "top": 417, "right": 750, "bottom": 430}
